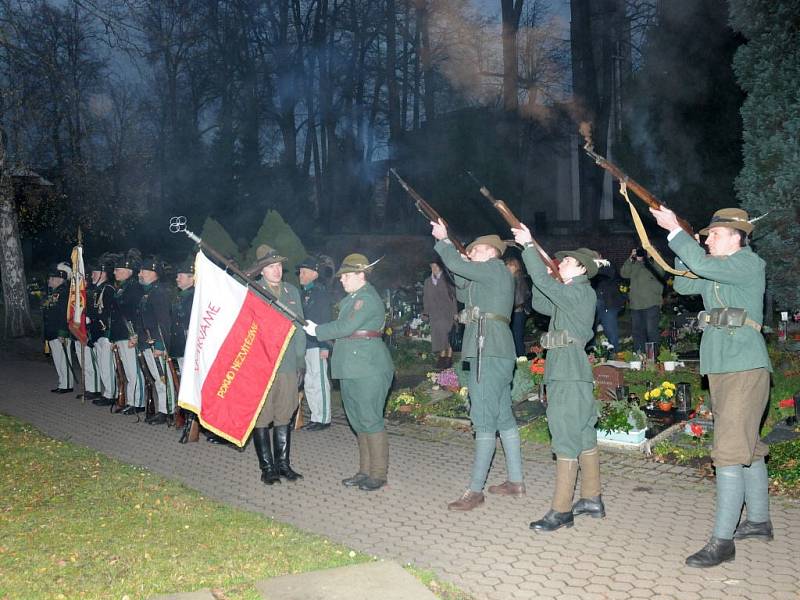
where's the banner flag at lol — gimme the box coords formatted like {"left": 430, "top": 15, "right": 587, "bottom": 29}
{"left": 178, "top": 251, "right": 295, "bottom": 446}
{"left": 67, "top": 243, "right": 88, "bottom": 345}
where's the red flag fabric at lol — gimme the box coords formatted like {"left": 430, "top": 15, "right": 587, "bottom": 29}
{"left": 178, "top": 251, "right": 296, "bottom": 445}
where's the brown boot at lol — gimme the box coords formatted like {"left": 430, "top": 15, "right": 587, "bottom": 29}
{"left": 358, "top": 431, "right": 388, "bottom": 491}
{"left": 342, "top": 432, "right": 370, "bottom": 486}
{"left": 447, "top": 490, "right": 485, "bottom": 511}
{"left": 487, "top": 481, "right": 526, "bottom": 496}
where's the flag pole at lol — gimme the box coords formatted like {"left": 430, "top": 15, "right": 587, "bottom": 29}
{"left": 168, "top": 216, "right": 307, "bottom": 327}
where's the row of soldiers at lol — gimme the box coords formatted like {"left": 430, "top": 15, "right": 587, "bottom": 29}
{"left": 42, "top": 249, "right": 195, "bottom": 425}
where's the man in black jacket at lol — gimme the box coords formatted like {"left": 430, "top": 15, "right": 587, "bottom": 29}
{"left": 297, "top": 256, "right": 334, "bottom": 431}
{"left": 170, "top": 260, "right": 195, "bottom": 370}
{"left": 43, "top": 262, "right": 74, "bottom": 393}
{"left": 136, "top": 256, "right": 174, "bottom": 425}
{"left": 87, "top": 253, "right": 118, "bottom": 406}
{"left": 592, "top": 253, "right": 625, "bottom": 354}
{"left": 111, "top": 250, "right": 145, "bottom": 414}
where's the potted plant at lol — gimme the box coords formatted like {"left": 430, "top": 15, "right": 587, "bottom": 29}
{"left": 657, "top": 346, "right": 679, "bottom": 371}
{"left": 596, "top": 400, "right": 648, "bottom": 444}
{"left": 645, "top": 380, "right": 677, "bottom": 411}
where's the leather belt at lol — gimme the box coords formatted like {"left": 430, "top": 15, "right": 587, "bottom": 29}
{"left": 482, "top": 312, "right": 511, "bottom": 325}
{"left": 346, "top": 330, "right": 382, "bottom": 340}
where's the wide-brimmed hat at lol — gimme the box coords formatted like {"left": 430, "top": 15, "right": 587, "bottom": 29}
{"left": 296, "top": 256, "right": 319, "bottom": 273}
{"left": 699, "top": 208, "right": 754, "bottom": 236}
{"left": 245, "top": 244, "right": 286, "bottom": 277}
{"left": 48, "top": 262, "right": 72, "bottom": 280}
{"left": 335, "top": 253, "right": 382, "bottom": 276}
{"left": 555, "top": 247, "right": 603, "bottom": 278}
{"left": 465, "top": 234, "right": 507, "bottom": 256}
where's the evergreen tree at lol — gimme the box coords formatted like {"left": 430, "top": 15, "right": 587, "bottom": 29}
{"left": 199, "top": 217, "right": 241, "bottom": 266}
{"left": 245, "top": 210, "right": 307, "bottom": 286}
{"left": 729, "top": 0, "right": 800, "bottom": 310}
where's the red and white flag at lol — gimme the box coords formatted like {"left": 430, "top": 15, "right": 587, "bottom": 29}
{"left": 179, "top": 251, "right": 296, "bottom": 446}
{"left": 67, "top": 243, "right": 88, "bottom": 345}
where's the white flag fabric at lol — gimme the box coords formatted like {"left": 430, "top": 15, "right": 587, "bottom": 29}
{"left": 179, "top": 251, "right": 295, "bottom": 445}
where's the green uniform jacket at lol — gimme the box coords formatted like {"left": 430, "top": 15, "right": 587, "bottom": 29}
{"left": 264, "top": 282, "right": 305, "bottom": 374}
{"left": 316, "top": 282, "right": 394, "bottom": 379}
{"left": 522, "top": 246, "right": 596, "bottom": 383}
{"left": 669, "top": 230, "right": 771, "bottom": 375}
{"left": 435, "top": 240, "right": 515, "bottom": 359}
{"left": 620, "top": 258, "right": 665, "bottom": 309}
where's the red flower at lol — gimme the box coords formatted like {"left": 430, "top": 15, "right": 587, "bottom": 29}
{"left": 529, "top": 358, "right": 546, "bottom": 375}
{"left": 690, "top": 423, "right": 705, "bottom": 438}
{"left": 778, "top": 397, "right": 795, "bottom": 409}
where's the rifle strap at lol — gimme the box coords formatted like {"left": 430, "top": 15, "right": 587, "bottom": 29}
{"left": 619, "top": 182, "right": 698, "bottom": 279}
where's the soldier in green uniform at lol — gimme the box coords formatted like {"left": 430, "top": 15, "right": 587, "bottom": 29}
{"left": 650, "top": 206, "right": 772, "bottom": 567}
{"left": 302, "top": 254, "right": 394, "bottom": 491}
{"left": 429, "top": 221, "right": 524, "bottom": 511}
{"left": 513, "top": 224, "right": 603, "bottom": 532}
{"left": 246, "top": 245, "right": 306, "bottom": 485}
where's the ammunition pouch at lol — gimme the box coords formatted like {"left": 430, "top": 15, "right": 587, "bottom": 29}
{"left": 697, "top": 308, "right": 754, "bottom": 330}
{"left": 540, "top": 329, "right": 576, "bottom": 349}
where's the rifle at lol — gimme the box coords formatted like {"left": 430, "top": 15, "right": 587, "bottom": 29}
{"left": 294, "top": 390, "right": 305, "bottom": 431}
{"left": 388, "top": 168, "right": 468, "bottom": 255}
{"left": 111, "top": 343, "right": 128, "bottom": 412}
{"left": 579, "top": 122, "right": 694, "bottom": 236}
{"left": 136, "top": 349, "right": 157, "bottom": 419}
{"left": 178, "top": 412, "right": 200, "bottom": 444}
{"left": 466, "top": 171, "right": 564, "bottom": 283}
{"left": 61, "top": 338, "right": 81, "bottom": 386}
{"left": 159, "top": 325, "right": 185, "bottom": 430}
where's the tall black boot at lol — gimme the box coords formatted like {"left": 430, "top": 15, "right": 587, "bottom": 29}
{"left": 253, "top": 427, "right": 280, "bottom": 485}
{"left": 274, "top": 425, "right": 303, "bottom": 481}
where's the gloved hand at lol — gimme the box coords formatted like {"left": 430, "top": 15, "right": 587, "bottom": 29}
{"left": 303, "top": 320, "right": 318, "bottom": 337}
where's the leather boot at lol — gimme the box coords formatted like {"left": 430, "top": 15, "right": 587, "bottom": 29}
{"left": 734, "top": 520, "right": 773, "bottom": 541}
{"left": 487, "top": 481, "right": 526, "bottom": 496}
{"left": 358, "top": 431, "right": 388, "bottom": 491}
{"left": 447, "top": 490, "right": 485, "bottom": 511}
{"left": 274, "top": 425, "right": 303, "bottom": 481}
{"left": 342, "top": 433, "right": 370, "bottom": 486}
{"left": 253, "top": 427, "right": 280, "bottom": 485}
{"left": 572, "top": 496, "right": 605, "bottom": 518}
{"left": 530, "top": 509, "right": 574, "bottom": 531}
{"left": 685, "top": 536, "right": 735, "bottom": 567}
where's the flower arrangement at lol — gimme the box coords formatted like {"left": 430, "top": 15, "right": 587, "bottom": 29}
{"left": 510, "top": 357, "right": 545, "bottom": 403}
{"left": 529, "top": 357, "right": 545, "bottom": 384}
{"left": 597, "top": 399, "right": 647, "bottom": 434}
{"left": 645, "top": 380, "right": 677, "bottom": 409}
{"left": 428, "top": 368, "right": 460, "bottom": 392}
{"left": 387, "top": 390, "right": 420, "bottom": 413}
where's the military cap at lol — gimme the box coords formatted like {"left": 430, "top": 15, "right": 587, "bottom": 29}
{"left": 296, "top": 256, "right": 319, "bottom": 273}
{"left": 466, "top": 234, "right": 507, "bottom": 256}
{"left": 555, "top": 247, "right": 603, "bottom": 278}
{"left": 699, "top": 208, "right": 754, "bottom": 236}
{"left": 48, "top": 262, "right": 72, "bottom": 279}
{"left": 113, "top": 248, "right": 142, "bottom": 271}
{"left": 245, "top": 244, "right": 286, "bottom": 277}
{"left": 335, "top": 253, "right": 382, "bottom": 276}
{"left": 176, "top": 259, "right": 195, "bottom": 275}
{"left": 140, "top": 255, "right": 167, "bottom": 276}
{"left": 87, "top": 252, "right": 114, "bottom": 275}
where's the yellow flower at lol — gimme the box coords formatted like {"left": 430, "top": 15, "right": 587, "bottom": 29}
{"left": 664, "top": 388, "right": 674, "bottom": 398}
{"left": 459, "top": 386, "right": 469, "bottom": 398}
{"left": 650, "top": 388, "right": 661, "bottom": 398}
{"left": 644, "top": 391, "right": 650, "bottom": 400}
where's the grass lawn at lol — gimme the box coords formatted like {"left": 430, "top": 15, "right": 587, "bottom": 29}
{"left": 0, "top": 414, "right": 471, "bottom": 600}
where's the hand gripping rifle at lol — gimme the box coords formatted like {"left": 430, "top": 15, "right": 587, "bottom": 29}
{"left": 388, "top": 168, "right": 468, "bottom": 255}
{"left": 579, "top": 122, "right": 698, "bottom": 279}
{"left": 466, "top": 171, "right": 564, "bottom": 283}
{"left": 168, "top": 217, "right": 306, "bottom": 327}
{"left": 132, "top": 328, "right": 157, "bottom": 420}
{"left": 158, "top": 325, "right": 184, "bottom": 429}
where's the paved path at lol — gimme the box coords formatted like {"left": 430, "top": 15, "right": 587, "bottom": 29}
{"left": 2, "top": 352, "right": 799, "bottom": 600}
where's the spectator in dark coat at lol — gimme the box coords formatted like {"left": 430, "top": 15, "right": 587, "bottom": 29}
{"left": 422, "top": 260, "right": 457, "bottom": 368}
{"left": 592, "top": 253, "right": 625, "bottom": 353}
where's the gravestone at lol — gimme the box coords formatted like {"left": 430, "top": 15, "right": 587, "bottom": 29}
{"left": 593, "top": 364, "right": 625, "bottom": 402}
